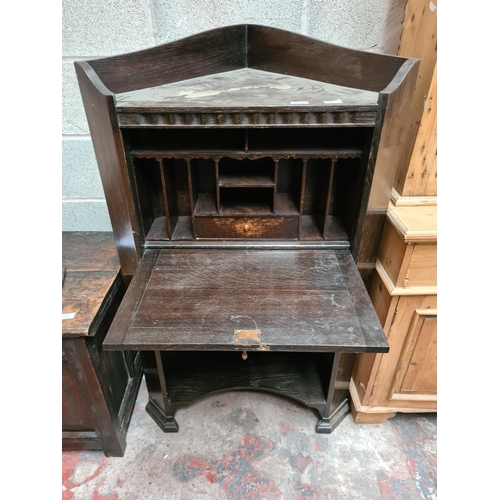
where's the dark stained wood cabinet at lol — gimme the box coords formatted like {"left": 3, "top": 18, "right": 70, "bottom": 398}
{"left": 75, "top": 25, "right": 420, "bottom": 434}
{"left": 62, "top": 232, "right": 143, "bottom": 456}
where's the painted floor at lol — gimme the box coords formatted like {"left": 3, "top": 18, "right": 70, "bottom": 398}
{"left": 62, "top": 378, "right": 437, "bottom": 500}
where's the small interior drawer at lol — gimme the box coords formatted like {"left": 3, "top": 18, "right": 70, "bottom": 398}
{"left": 194, "top": 216, "right": 299, "bottom": 239}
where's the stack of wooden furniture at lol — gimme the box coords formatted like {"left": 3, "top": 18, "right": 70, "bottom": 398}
{"left": 75, "top": 25, "right": 422, "bottom": 434}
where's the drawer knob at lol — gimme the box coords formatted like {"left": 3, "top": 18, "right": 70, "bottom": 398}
{"left": 244, "top": 224, "right": 250, "bottom": 232}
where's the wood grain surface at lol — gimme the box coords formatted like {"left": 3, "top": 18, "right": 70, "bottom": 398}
{"left": 62, "top": 232, "right": 120, "bottom": 272}
{"left": 104, "top": 249, "right": 387, "bottom": 353}
{"left": 194, "top": 216, "right": 299, "bottom": 239}
{"left": 247, "top": 25, "right": 405, "bottom": 93}
{"left": 75, "top": 62, "right": 142, "bottom": 278}
{"left": 89, "top": 25, "right": 247, "bottom": 94}
{"left": 62, "top": 232, "right": 122, "bottom": 337}
{"left": 115, "top": 68, "right": 379, "bottom": 110}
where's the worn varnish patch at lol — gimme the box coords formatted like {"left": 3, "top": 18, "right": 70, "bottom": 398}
{"left": 234, "top": 329, "right": 261, "bottom": 344}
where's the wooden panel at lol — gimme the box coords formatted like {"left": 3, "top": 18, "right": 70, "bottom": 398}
{"left": 62, "top": 356, "right": 94, "bottom": 431}
{"left": 194, "top": 216, "right": 299, "bottom": 239}
{"left": 62, "top": 272, "right": 121, "bottom": 336}
{"left": 404, "top": 243, "right": 437, "bottom": 288}
{"left": 336, "top": 250, "right": 390, "bottom": 353}
{"left": 74, "top": 63, "right": 142, "bottom": 278}
{"left": 248, "top": 25, "right": 406, "bottom": 93}
{"left": 354, "top": 211, "right": 386, "bottom": 265}
{"left": 395, "top": 313, "right": 437, "bottom": 394}
{"left": 369, "top": 271, "right": 395, "bottom": 329}
{"left": 62, "top": 232, "right": 119, "bottom": 272}
{"left": 368, "top": 294, "right": 436, "bottom": 408}
{"left": 366, "top": 60, "right": 420, "bottom": 212}
{"left": 62, "top": 232, "right": 122, "bottom": 338}
{"left": 115, "top": 68, "right": 379, "bottom": 110}
{"left": 127, "top": 289, "right": 380, "bottom": 352}
{"left": 63, "top": 338, "right": 127, "bottom": 456}
{"left": 377, "top": 220, "right": 408, "bottom": 287}
{"left": 394, "top": 0, "right": 437, "bottom": 193}
{"left": 88, "top": 25, "right": 246, "bottom": 94}
{"left": 354, "top": 59, "right": 420, "bottom": 266}
{"left": 148, "top": 249, "right": 346, "bottom": 291}
{"left": 104, "top": 249, "right": 388, "bottom": 353}
{"left": 402, "top": 65, "right": 437, "bottom": 196}
{"left": 352, "top": 270, "right": 398, "bottom": 406}
{"left": 351, "top": 353, "right": 378, "bottom": 405}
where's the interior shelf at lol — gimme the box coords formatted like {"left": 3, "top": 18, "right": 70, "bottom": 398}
{"left": 218, "top": 157, "right": 275, "bottom": 188}
{"left": 244, "top": 148, "right": 363, "bottom": 158}
{"left": 130, "top": 148, "right": 363, "bottom": 160}
{"left": 193, "top": 192, "right": 300, "bottom": 217}
{"left": 220, "top": 200, "right": 273, "bottom": 215}
{"left": 159, "top": 351, "right": 328, "bottom": 407}
{"left": 219, "top": 187, "right": 274, "bottom": 215}
{"left": 218, "top": 174, "right": 275, "bottom": 187}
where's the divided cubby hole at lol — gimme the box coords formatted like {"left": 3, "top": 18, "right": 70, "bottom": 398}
{"left": 128, "top": 127, "right": 371, "bottom": 244}
{"left": 300, "top": 157, "right": 365, "bottom": 241}
{"left": 220, "top": 187, "right": 274, "bottom": 215}
{"left": 133, "top": 157, "right": 193, "bottom": 241}
{"left": 218, "top": 157, "right": 275, "bottom": 187}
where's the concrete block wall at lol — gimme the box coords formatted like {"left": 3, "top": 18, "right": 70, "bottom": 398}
{"left": 62, "top": 0, "right": 401, "bottom": 231}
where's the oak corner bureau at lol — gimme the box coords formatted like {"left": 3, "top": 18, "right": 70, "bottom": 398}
{"left": 75, "top": 25, "right": 420, "bottom": 434}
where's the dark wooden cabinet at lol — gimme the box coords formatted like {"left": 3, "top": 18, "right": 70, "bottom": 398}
{"left": 62, "top": 232, "right": 143, "bottom": 456}
{"left": 76, "top": 25, "right": 419, "bottom": 434}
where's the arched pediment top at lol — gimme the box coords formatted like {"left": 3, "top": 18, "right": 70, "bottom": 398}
{"left": 80, "top": 24, "right": 417, "bottom": 97}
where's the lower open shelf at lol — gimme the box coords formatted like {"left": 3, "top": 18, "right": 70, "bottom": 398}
{"left": 158, "top": 351, "right": 331, "bottom": 408}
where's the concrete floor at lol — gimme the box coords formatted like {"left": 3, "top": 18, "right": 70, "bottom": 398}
{"left": 62, "top": 377, "right": 437, "bottom": 500}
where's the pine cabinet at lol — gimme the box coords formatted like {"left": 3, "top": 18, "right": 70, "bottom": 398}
{"left": 350, "top": 204, "right": 437, "bottom": 422}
